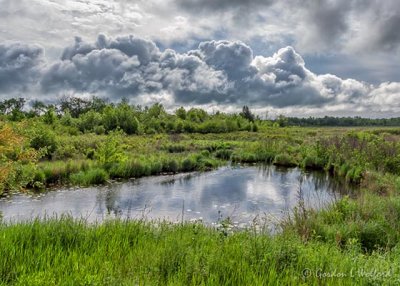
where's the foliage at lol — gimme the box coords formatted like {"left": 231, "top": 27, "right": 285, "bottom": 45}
{"left": 29, "top": 126, "right": 58, "bottom": 158}
{"left": 240, "top": 105, "right": 255, "bottom": 122}
{"left": 94, "top": 131, "right": 128, "bottom": 168}
{"left": 0, "top": 124, "right": 41, "bottom": 193}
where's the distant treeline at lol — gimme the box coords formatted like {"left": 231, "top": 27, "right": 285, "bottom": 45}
{"left": 1, "top": 97, "right": 400, "bottom": 132}
{"left": 284, "top": 116, "right": 400, "bottom": 127}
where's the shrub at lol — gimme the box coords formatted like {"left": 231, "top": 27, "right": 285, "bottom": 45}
{"left": 359, "top": 222, "right": 388, "bottom": 252}
{"left": 162, "top": 159, "right": 179, "bottom": 173}
{"left": 93, "top": 125, "right": 106, "bottom": 135}
{"left": 30, "top": 128, "right": 58, "bottom": 158}
{"left": 181, "top": 157, "right": 196, "bottom": 172}
{"left": 29, "top": 169, "right": 46, "bottom": 190}
{"left": 94, "top": 131, "right": 127, "bottom": 169}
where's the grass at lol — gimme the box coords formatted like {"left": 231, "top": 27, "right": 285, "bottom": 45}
{"left": 1, "top": 216, "right": 400, "bottom": 285}
{"left": 282, "top": 193, "right": 400, "bottom": 252}
{"left": 69, "top": 168, "right": 109, "bottom": 186}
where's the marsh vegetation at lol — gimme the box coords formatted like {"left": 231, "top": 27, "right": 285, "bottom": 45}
{"left": 1, "top": 97, "right": 400, "bottom": 284}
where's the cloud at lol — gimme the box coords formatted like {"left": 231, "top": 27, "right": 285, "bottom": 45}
{"left": 366, "top": 13, "right": 400, "bottom": 52}
{"left": 2, "top": 0, "right": 400, "bottom": 90}
{"left": 367, "top": 82, "right": 400, "bottom": 111}
{"left": 290, "top": 0, "right": 352, "bottom": 51}
{"left": 194, "top": 40, "right": 256, "bottom": 80}
{"left": 42, "top": 35, "right": 229, "bottom": 102}
{"left": 38, "top": 35, "right": 374, "bottom": 110}
{"left": 1, "top": 34, "right": 400, "bottom": 117}
{"left": 0, "top": 41, "right": 44, "bottom": 93}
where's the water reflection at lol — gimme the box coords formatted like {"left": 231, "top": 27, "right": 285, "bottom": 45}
{"left": 0, "top": 165, "right": 353, "bottom": 226}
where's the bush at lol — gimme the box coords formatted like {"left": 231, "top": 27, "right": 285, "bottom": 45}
{"left": 181, "top": 157, "right": 196, "bottom": 172}
{"left": 53, "top": 145, "right": 78, "bottom": 160}
{"left": 359, "top": 222, "right": 388, "bottom": 252}
{"left": 30, "top": 169, "right": 46, "bottom": 190}
{"left": 162, "top": 159, "right": 179, "bottom": 173}
{"left": 93, "top": 125, "right": 106, "bottom": 135}
{"left": 30, "top": 128, "right": 58, "bottom": 158}
{"left": 94, "top": 131, "right": 127, "bottom": 168}
{"left": 12, "top": 163, "right": 37, "bottom": 189}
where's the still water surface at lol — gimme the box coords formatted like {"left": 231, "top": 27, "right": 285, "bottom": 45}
{"left": 0, "top": 165, "right": 350, "bottom": 227}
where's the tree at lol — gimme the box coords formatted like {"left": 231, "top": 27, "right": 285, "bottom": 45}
{"left": 175, "top": 107, "right": 186, "bottom": 120}
{"left": 0, "top": 98, "right": 26, "bottom": 121}
{"left": 59, "top": 96, "right": 91, "bottom": 117}
{"left": 78, "top": 110, "right": 103, "bottom": 132}
{"left": 43, "top": 107, "right": 58, "bottom": 125}
{"left": 31, "top": 100, "right": 48, "bottom": 116}
{"left": 240, "top": 105, "right": 255, "bottom": 122}
{"left": 116, "top": 103, "right": 139, "bottom": 135}
{"left": 147, "top": 103, "right": 166, "bottom": 119}
{"left": 90, "top": 96, "right": 108, "bottom": 112}
{"left": 0, "top": 98, "right": 25, "bottom": 115}
{"left": 187, "top": 108, "right": 208, "bottom": 123}
{"left": 277, "top": 114, "right": 288, "bottom": 127}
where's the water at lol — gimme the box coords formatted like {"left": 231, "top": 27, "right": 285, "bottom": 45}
{"left": 0, "top": 165, "right": 350, "bottom": 227}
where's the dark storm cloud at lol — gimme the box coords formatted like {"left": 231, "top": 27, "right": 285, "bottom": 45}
{"left": 193, "top": 40, "right": 256, "bottom": 80}
{"left": 1, "top": 34, "right": 397, "bottom": 112}
{"left": 296, "top": 0, "right": 352, "bottom": 47}
{"left": 175, "top": 0, "right": 400, "bottom": 53}
{"left": 292, "top": 0, "right": 400, "bottom": 52}
{"left": 373, "top": 14, "right": 400, "bottom": 51}
{"left": 42, "top": 35, "right": 229, "bottom": 102}
{"left": 38, "top": 35, "right": 380, "bottom": 108}
{"left": 0, "top": 42, "right": 43, "bottom": 93}
{"left": 43, "top": 36, "right": 338, "bottom": 107}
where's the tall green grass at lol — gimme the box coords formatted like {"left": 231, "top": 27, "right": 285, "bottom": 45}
{"left": 70, "top": 168, "right": 109, "bottom": 186}
{"left": 1, "top": 216, "right": 399, "bottom": 285}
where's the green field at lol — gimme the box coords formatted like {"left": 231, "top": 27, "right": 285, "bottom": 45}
{"left": 2, "top": 101, "right": 400, "bottom": 284}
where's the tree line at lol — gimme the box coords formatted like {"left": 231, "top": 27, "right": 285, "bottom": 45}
{"left": 284, "top": 116, "right": 400, "bottom": 127}
{"left": 0, "top": 97, "right": 258, "bottom": 134}
{"left": 1, "top": 97, "right": 400, "bottom": 134}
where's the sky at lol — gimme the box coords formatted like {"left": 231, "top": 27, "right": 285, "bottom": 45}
{"left": 1, "top": 0, "right": 400, "bottom": 117}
